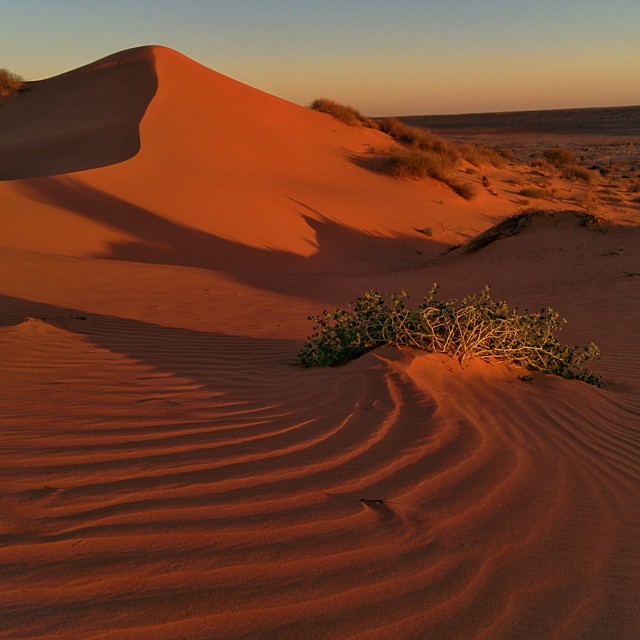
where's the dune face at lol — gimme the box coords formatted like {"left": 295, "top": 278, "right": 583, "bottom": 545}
{"left": 1, "top": 47, "right": 639, "bottom": 640}
{"left": 0, "top": 47, "right": 157, "bottom": 180}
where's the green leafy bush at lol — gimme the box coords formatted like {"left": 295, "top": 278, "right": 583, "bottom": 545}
{"left": 0, "top": 68, "right": 24, "bottom": 96}
{"left": 297, "top": 286, "right": 601, "bottom": 385}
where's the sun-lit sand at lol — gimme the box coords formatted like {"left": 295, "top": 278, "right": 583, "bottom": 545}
{"left": 1, "top": 46, "right": 639, "bottom": 639}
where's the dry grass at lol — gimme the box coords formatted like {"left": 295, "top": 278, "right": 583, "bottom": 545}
{"left": 380, "top": 150, "right": 477, "bottom": 199}
{"left": 519, "top": 187, "right": 552, "bottom": 200}
{"left": 629, "top": 181, "right": 640, "bottom": 193}
{"left": 562, "top": 165, "right": 594, "bottom": 183}
{"left": 309, "top": 98, "right": 377, "bottom": 128}
{"left": 0, "top": 68, "right": 24, "bottom": 97}
{"left": 543, "top": 147, "right": 577, "bottom": 166}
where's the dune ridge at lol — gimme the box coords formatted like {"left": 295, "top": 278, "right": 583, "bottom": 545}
{"left": 1, "top": 46, "right": 638, "bottom": 639}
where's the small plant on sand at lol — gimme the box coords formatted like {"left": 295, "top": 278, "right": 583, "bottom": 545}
{"left": 309, "top": 98, "right": 377, "bottom": 128}
{"left": 380, "top": 150, "right": 478, "bottom": 199}
{"left": 297, "top": 286, "right": 601, "bottom": 385}
{"left": 543, "top": 147, "right": 577, "bottom": 167}
{"left": 519, "top": 187, "right": 551, "bottom": 200}
{"left": 562, "top": 165, "right": 594, "bottom": 184}
{"left": 0, "top": 68, "right": 24, "bottom": 97}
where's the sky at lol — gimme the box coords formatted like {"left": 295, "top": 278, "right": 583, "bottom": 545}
{"left": 2, "top": 0, "right": 639, "bottom": 115}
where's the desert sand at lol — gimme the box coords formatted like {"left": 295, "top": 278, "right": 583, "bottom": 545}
{"left": 1, "top": 46, "right": 639, "bottom": 639}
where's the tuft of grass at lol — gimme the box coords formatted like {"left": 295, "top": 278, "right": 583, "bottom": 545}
{"left": 519, "top": 187, "right": 551, "bottom": 200}
{"left": 0, "top": 68, "right": 24, "bottom": 97}
{"left": 543, "top": 147, "right": 577, "bottom": 167}
{"left": 297, "top": 286, "right": 601, "bottom": 385}
{"left": 309, "top": 98, "right": 377, "bottom": 128}
{"left": 562, "top": 165, "right": 594, "bottom": 183}
{"left": 459, "top": 143, "right": 509, "bottom": 168}
{"left": 380, "top": 150, "right": 477, "bottom": 199}
{"left": 629, "top": 181, "right": 640, "bottom": 193}
{"left": 416, "top": 226, "right": 433, "bottom": 236}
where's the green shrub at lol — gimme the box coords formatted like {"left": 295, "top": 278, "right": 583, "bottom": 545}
{"left": 309, "top": 98, "right": 377, "bottom": 128}
{"left": 543, "top": 147, "right": 576, "bottom": 166}
{"left": 297, "top": 286, "right": 601, "bottom": 385}
{"left": 0, "top": 68, "right": 24, "bottom": 96}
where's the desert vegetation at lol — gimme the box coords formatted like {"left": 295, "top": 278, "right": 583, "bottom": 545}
{"left": 543, "top": 147, "right": 577, "bottom": 167}
{"left": 297, "top": 286, "right": 601, "bottom": 385}
{"left": 309, "top": 98, "right": 377, "bottom": 128}
{"left": 519, "top": 187, "right": 552, "bottom": 200}
{"left": 562, "top": 164, "right": 594, "bottom": 183}
{"left": 0, "top": 68, "right": 24, "bottom": 97}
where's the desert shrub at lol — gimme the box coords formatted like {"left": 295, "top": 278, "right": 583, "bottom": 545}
{"left": 297, "top": 286, "right": 601, "bottom": 385}
{"left": 460, "top": 144, "right": 508, "bottom": 168}
{"left": 519, "top": 187, "right": 551, "bottom": 200}
{"left": 562, "top": 165, "right": 593, "bottom": 183}
{"left": 448, "top": 177, "right": 479, "bottom": 200}
{"left": 0, "top": 68, "right": 24, "bottom": 96}
{"left": 576, "top": 187, "right": 600, "bottom": 213}
{"left": 309, "top": 98, "right": 377, "bottom": 128}
{"left": 629, "top": 181, "right": 640, "bottom": 193}
{"left": 377, "top": 118, "right": 460, "bottom": 164}
{"left": 543, "top": 147, "right": 577, "bottom": 166}
{"left": 380, "top": 150, "right": 477, "bottom": 199}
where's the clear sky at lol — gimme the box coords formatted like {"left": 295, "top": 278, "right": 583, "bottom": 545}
{"left": 2, "top": 0, "right": 639, "bottom": 115}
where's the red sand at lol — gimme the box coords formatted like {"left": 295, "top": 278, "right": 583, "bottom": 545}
{"left": 0, "top": 46, "right": 638, "bottom": 639}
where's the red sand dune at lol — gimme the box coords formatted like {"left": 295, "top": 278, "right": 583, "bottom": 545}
{"left": 0, "top": 46, "right": 638, "bottom": 639}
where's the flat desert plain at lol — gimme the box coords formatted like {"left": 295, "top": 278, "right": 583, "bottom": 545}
{"left": 0, "top": 47, "right": 639, "bottom": 639}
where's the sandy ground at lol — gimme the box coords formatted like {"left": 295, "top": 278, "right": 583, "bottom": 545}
{"left": 1, "top": 46, "right": 639, "bottom": 640}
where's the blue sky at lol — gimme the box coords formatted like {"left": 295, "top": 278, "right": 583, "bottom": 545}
{"left": 2, "top": 0, "right": 639, "bottom": 114}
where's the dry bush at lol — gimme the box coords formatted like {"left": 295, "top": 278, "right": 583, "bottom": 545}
{"left": 377, "top": 118, "right": 460, "bottom": 164}
{"left": 629, "top": 181, "right": 640, "bottom": 193}
{"left": 309, "top": 98, "right": 377, "bottom": 128}
{"left": 380, "top": 150, "right": 477, "bottom": 199}
{"left": 449, "top": 178, "right": 479, "bottom": 200}
{"left": 562, "top": 165, "right": 594, "bottom": 183}
{"left": 297, "top": 286, "right": 601, "bottom": 385}
{"left": 459, "top": 143, "right": 508, "bottom": 168}
{"left": 543, "top": 147, "right": 577, "bottom": 166}
{"left": 519, "top": 187, "right": 551, "bottom": 200}
{"left": 576, "top": 188, "right": 600, "bottom": 213}
{"left": 0, "top": 68, "right": 24, "bottom": 96}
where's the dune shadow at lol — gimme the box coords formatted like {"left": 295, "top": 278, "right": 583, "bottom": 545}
{"left": 14, "top": 176, "right": 448, "bottom": 300}
{"left": 0, "top": 47, "right": 158, "bottom": 181}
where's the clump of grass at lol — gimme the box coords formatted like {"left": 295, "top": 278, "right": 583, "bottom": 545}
{"left": 629, "top": 181, "right": 640, "bottom": 193}
{"left": 378, "top": 118, "right": 460, "bottom": 164}
{"left": 0, "top": 68, "right": 24, "bottom": 97}
{"left": 459, "top": 144, "right": 509, "bottom": 168}
{"left": 380, "top": 150, "right": 477, "bottom": 199}
{"left": 309, "top": 98, "right": 377, "bottom": 128}
{"left": 416, "top": 226, "right": 433, "bottom": 236}
{"left": 562, "top": 165, "right": 594, "bottom": 183}
{"left": 297, "top": 286, "right": 601, "bottom": 385}
{"left": 519, "top": 187, "right": 551, "bottom": 200}
{"left": 543, "top": 147, "right": 577, "bottom": 167}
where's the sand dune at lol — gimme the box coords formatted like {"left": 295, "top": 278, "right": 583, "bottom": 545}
{"left": 1, "top": 46, "right": 638, "bottom": 639}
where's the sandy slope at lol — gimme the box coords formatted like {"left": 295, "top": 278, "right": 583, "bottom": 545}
{"left": 0, "top": 46, "right": 638, "bottom": 640}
